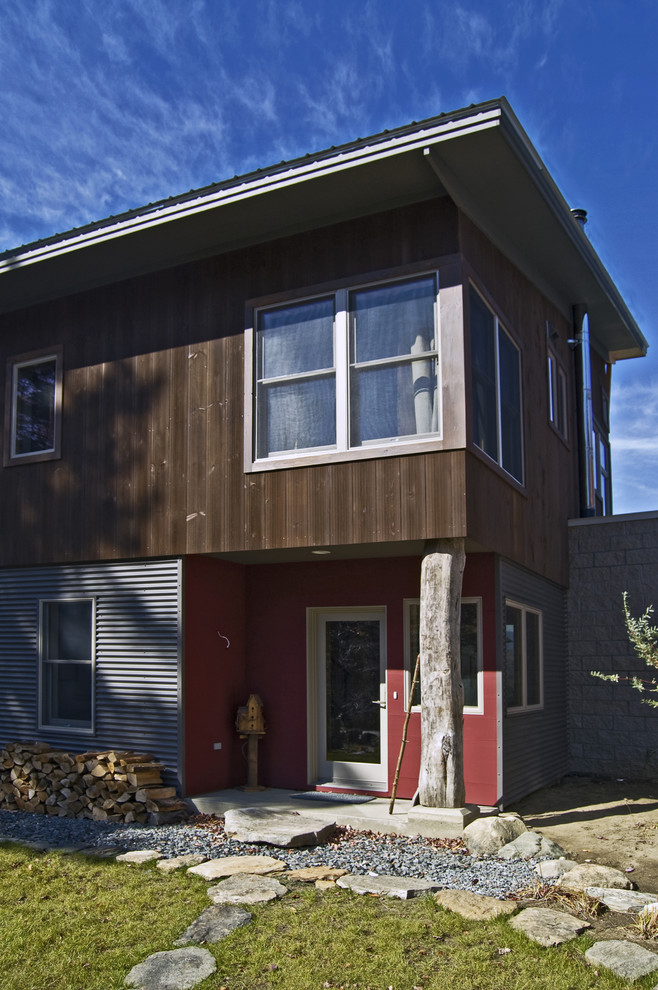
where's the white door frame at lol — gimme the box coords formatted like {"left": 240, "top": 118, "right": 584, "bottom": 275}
{"left": 306, "top": 606, "right": 388, "bottom": 792}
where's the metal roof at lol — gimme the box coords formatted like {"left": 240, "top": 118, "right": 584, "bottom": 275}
{"left": 0, "top": 97, "right": 647, "bottom": 360}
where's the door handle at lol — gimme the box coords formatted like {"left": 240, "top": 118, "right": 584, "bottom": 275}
{"left": 371, "top": 699, "right": 386, "bottom": 708}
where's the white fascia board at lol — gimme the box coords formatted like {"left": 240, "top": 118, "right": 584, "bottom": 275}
{"left": 0, "top": 107, "right": 503, "bottom": 278}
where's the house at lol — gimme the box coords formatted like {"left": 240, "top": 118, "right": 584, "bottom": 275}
{"left": 0, "top": 98, "right": 647, "bottom": 809}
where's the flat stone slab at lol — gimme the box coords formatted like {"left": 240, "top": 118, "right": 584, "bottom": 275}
{"left": 463, "top": 816, "right": 527, "bottom": 855}
{"left": 498, "top": 831, "right": 567, "bottom": 861}
{"left": 585, "top": 940, "right": 658, "bottom": 982}
{"left": 124, "top": 946, "right": 216, "bottom": 989}
{"left": 223, "top": 807, "right": 335, "bottom": 847}
{"left": 559, "top": 863, "right": 634, "bottom": 892}
{"left": 188, "top": 854, "right": 286, "bottom": 880}
{"left": 509, "top": 907, "right": 591, "bottom": 946}
{"left": 433, "top": 889, "right": 517, "bottom": 920}
{"left": 585, "top": 887, "right": 658, "bottom": 913}
{"left": 285, "top": 866, "right": 349, "bottom": 882}
{"left": 336, "top": 874, "right": 441, "bottom": 899}
{"left": 116, "top": 849, "right": 164, "bottom": 865}
{"left": 535, "top": 857, "right": 579, "bottom": 878}
{"left": 158, "top": 854, "right": 207, "bottom": 873}
{"left": 207, "top": 873, "right": 288, "bottom": 905}
{"left": 174, "top": 905, "right": 252, "bottom": 946}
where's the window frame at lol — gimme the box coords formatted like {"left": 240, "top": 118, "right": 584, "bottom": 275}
{"left": 504, "top": 599, "right": 544, "bottom": 714}
{"left": 403, "top": 597, "right": 484, "bottom": 714}
{"left": 4, "top": 346, "right": 63, "bottom": 466}
{"left": 468, "top": 284, "right": 524, "bottom": 485}
{"left": 38, "top": 597, "right": 95, "bottom": 734}
{"left": 245, "top": 270, "right": 442, "bottom": 471}
{"left": 593, "top": 422, "right": 612, "bottom": 515}
{"left": 547, "top": 345, "right": 568, "bottom": 441}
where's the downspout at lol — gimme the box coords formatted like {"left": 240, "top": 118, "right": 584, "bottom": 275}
{"left": 572, "top": 303, "right": 596, "bottom": 516}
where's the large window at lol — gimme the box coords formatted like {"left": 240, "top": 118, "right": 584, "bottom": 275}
{"left": 40, "top": 599, "right": 94, "bottom": 731}
{"left": 404, "top": 598, "right": 482, "bottom": 712}
{"left": 469, "top": 286, "right": 523, "bottom": 483}
{"left": 504, "top": 600, "right": 543, "bottom": 712}
{"left": 4, "top": 348, "right": 62, "bottom": 465}
{"left": 253, "top": 274, "right": 439, "bottom": 462}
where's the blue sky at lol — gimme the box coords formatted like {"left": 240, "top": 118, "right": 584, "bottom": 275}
{"left": 1, "top": 0, "right": 656, "bottom": 513}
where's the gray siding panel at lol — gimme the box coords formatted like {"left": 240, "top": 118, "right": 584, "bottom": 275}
{"left": 499, "top": 559, "right": 567, "bottom": 806}
{"left": 0, "top": 559, "right": 182, "bottom": 784}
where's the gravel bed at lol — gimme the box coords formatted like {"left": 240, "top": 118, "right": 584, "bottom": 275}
{"left": 0, "top": 809, "right": 542, "bottom": 899}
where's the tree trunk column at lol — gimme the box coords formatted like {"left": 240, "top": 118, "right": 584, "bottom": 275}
{"left": 418, "top": 538, "right": 466, "bottom": 808}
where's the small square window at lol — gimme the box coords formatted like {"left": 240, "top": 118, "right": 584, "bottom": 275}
{"left": 4, "top": 347, "right": 62, "bottom": 465}
{"left": 40, "top": 599, "right": 94, "bottom": 731}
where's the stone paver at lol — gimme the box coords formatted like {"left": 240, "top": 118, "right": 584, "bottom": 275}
{"left": 558, "top": 862, "right": 634, "bottom": 892}
{"left": 462, "top": 816, "right": 527, "bottom": 855}
{"left": 535, "top": 857, "right": 579, "bottom": 878}
{"left": 207, "top": 873, "right": 288, "bottom": 905}
{"left": 497, "top": 831, "right": 567, "bottom": 860}
{"left": 585, "top": 887, "right": 658, "bottom": 913}
{"left": 508, "top": 907, "right": 591, "bottom": 946}
{"left": 433, "top": 889, "right": 517, "bottom": 920}
{"left": 158, "top": 854, "right": 207, "bottom": 873}
{"left": 224, "top": 807, "right": 336, "bottom": 847}
{"left": 174, "top": 904, "right": 252, "bottom": 946}
{"left": 124, "top": 946, "right": 216, "bottom": 989}
{"left": 336, "top": 873, "right": 441, "bottom": 899}
{"left": 187, "top": 854, "right": 285, "bottom": 880}
{"left": 585, "top": 940, "right": 658, "bottom": 983}
{"left": 285, "top": 865, "right": 349, "bottom": 882}
{"left": 116, "top": 849, "right": 164, "bottom": 865}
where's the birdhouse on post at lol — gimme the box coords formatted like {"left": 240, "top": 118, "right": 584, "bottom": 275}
{"left": 235, "top": 694, "right": 266, "bottom": 790}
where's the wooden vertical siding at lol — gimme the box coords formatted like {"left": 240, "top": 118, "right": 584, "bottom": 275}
{"left": 0, "top": 198, "right": 469, "bottom": 568}
{"left": 460, "top": 213, "right": 581, "bottom": 587}
{"left": 0, "top": 559, "right": 182, "bottom": 784}
{"left": 498, "top": 558, "right": 568, "bottom": 806}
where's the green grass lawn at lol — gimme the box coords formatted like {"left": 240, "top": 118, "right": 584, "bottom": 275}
{"left": 0, "top": 841, "right": 653, "bottom": 990}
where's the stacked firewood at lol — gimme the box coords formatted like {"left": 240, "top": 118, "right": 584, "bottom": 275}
{"left": 0, "top": 742, "right": 188, "bottom": 824}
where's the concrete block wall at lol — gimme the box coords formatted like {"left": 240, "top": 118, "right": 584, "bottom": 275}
{"left": 567, "top": 511, "right": 658, "bottom": 780}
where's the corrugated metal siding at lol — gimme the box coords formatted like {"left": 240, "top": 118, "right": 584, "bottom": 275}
{"left": 0, "top": 559, "right": 182, "bottom": 784}
{"left": 499, "top": 559, "right": 567, "bottom": 806}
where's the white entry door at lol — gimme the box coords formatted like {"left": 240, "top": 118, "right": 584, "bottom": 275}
{"left": 310, "top": 608, "right": 387, "bottom": 791}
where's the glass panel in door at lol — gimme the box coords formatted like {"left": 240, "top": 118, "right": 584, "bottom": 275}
{"left": 316, "top": 610, "right": 387, "bottom": 790}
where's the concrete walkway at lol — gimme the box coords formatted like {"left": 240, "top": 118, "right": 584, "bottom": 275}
{"left": 190, "top": 787, "right": 494, "bottom": 839}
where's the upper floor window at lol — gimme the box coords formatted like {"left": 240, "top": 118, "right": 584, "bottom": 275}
{"left": 469, "top": 286, "right": 523, "bottom": 483}
{"left": 4, "top": 347, "right": 62, "bottom": 466}
{"left": 404, "top": 597, "right": 483, "bottom": 713}
{"left": 39, "top": 599, "right": 94, "bottom": 732}
{"left": 252, "top": 274, "right": 440, "bottom": 463}
{"left": 594, "top": 425, "right": 612, "bottom": 515}
{"left": 548, "top": 350, "right": 568, "bottom": 439}
{"left": 504, "top": 600, "right": 543, "bottom": 712}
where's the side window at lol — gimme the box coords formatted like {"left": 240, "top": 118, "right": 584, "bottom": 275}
{"left": 469, "top": 286, "right": 523, "bottom": 483}
{"left": 404, "top": 598, "right": 483, "bottom": 712}
{"left": 4, "top": 347, "right": 62, "bottom": 465}
{"left": 547, "top": 348, "right": 568, "bottom": 439}
{"left": 593, "top": 425, "right": 612, "bottom": 515}
{"left": 40, "top": 599, "right": 94, "bottom": 731}
{"left": 504, "top": 600, "right": 543, "bottom": 712}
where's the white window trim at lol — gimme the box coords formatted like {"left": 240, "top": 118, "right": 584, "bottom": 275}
{"left": 547, "top": 344, "right": 568, "bottom": 440}
{"left": 504, "top": 599, "right": 544, "bottom": 714}
{"left": 38, "top": 597, "right": 96, "bottom": 734}
{"left": 469, "top": 284, "right": 524, "bottom": 485}
{"left": 245, "top": 271, "right": 442, "bottom": 472}
{"left": 403, "top": 597, "right": 484, "bottom": 714}
{"left": 4, "top": 346, "right": 63, "bottom": 466}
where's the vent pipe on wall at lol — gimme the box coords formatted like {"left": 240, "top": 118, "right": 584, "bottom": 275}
{"left": 572, "top": 303, "right": 596, "bottom": 516}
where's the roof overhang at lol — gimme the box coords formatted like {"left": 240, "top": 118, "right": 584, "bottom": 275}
{"left": 0, "top": 98, "right": 646, "bottom": 360}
